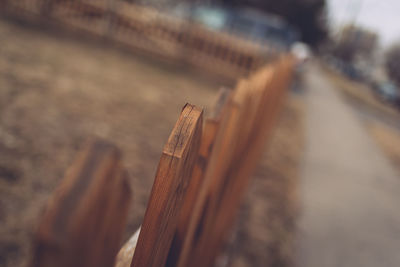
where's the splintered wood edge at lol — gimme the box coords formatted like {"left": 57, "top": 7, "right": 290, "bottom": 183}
{"left": 31, "top": 139, "right": 132, "bottom": 267}
{"left": 163, "top": 103, "right": 203, "bottom": 159}
{"left": 130, "top": 103, "right": 203, "bottom": 267}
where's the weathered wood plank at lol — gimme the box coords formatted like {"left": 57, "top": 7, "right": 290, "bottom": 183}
{"left": 194, "top": 58, "right": 294, "bottom": 267}
{"left": 30, "top": 139, "right": 132, "bottom": 267}
{"left": 130, "top": 104, "right": 203, "bottom": 267}
{"left": 183, "top": 78, "right": 255, "bottom": 267}
{"left": 175, "top": 83, "right": 251, "bottom": 267}
{"left": 166, "top": 88, "right": 231, "bottom": 267}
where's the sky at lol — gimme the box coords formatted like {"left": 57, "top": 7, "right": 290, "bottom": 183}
{"left": 328, "top": 0, "right": 400, "bottom": 47}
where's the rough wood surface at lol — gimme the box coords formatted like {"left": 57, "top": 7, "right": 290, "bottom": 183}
{"left": 30, "top": 139, "right": 132, "bottom": 267}
{"left": 184, "top": 79, "right": 254, "bottom": 267}
{"left": 166, "top": 88, "right": 231, "bottom": 267}
{"left": 175, "top": 84, "right": 249, "bottom": 267}
{"left": 177, "top": 58, "right": 294, "bottom": 267}
{"left": 130, "top": 104, "right": 203, "bottom": 267}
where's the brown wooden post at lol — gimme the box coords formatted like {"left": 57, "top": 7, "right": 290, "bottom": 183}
{"left": 174, "top": 82, "right": 252, "bottom": 267}
{"left": 30, "top": 139, "right": 132, "bottom": 267}
{"left": 166, "top": 88, "right": 231, "bottom": 267}
{"left": 192, "top": 58, "right": 294, "bottom": 267}
{"left": 130, "top": 104, "right": 203, "bottom": 267}
{"left": 184, "top": 79, "right": 255, "bottom": 267}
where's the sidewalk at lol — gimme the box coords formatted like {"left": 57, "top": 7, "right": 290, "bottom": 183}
{"left": 295, "top": 64, "right": 400, "bottom": 267}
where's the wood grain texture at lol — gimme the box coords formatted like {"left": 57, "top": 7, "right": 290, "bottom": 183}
{"left": 166, "top": 88, "right": 231, "bottom": 267}
{"left": 30, "top": 139, "right": 132, "bottom": 267}
{"left": 175, "top": 83, "right": 250, "bottom": 267}
{"left": 130, "top": 104, "right": 203, "bottom": 267}
{"left": 184, "top": 79, "right": 253, "bottom": 267}
{"left": 179, "top": 57, "right": 294, "bottom": 267}
{"left": 195, "top": 57, "right": 295, "bottom": 267}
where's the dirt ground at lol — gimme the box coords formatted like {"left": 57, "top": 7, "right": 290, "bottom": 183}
{"left": 0, "top": 18, "right": 303, "bottom": 267}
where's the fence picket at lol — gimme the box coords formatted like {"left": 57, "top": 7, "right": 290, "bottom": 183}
{"left": 130, "top": 104, "right": 203, "bottom": 267}
{"left": 191, "top": 58, "right": 294, "bottom": 267}
{"left": 166, "top": 88, "right": 232, "bottom": 267}
{"left": 30, "top": 140, "right": 132, "bottom": 267}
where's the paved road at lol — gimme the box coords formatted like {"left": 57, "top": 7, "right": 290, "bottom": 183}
{"left": 295, "top": 64, "right": 400, "bottom": 267}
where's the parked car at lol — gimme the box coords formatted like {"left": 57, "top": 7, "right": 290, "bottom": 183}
{"left": 375, "top": 82, "right": 400, "bottom": 106}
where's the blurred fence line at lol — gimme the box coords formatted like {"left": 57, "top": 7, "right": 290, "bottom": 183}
{"left": 2, "top": 0, "right": 278, "bottom": 80}
{"left": 29, "top": 56, "right": 294, "bottom": 267}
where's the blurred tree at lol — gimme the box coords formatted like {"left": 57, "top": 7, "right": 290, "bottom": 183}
{"left": 385, "top": 44, "right": 400, "bottom": 86}
{"left": 332, "top": 24, "right": 378, "bottom": 64}
{"left": 218, "top": 0, "right": 328, "bottom": 46}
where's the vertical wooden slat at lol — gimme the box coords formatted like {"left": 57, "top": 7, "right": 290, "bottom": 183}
{"left": 192, "top": 58, "right": 294, "bottom": 267}
{"left": 166, "top": 88, "right": 232, "bottom": 267}
{"left": 130, "top": 104, "right": 203, "bottom": 267}
{"left": 184, "top": 79, "right": 255, "bottom": 267}
{"left": 30, "top": 139, "right": 132, "bottom": 267}
{"left": 175, "top": 81, "right": 252, "bottom": 267}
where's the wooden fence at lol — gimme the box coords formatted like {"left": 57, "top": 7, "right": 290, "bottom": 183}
{"left": 28, "top": 56, "right": 294, "bottom": 267}
{"left": 2, "top": 0, "right": 278, "bottom": 81}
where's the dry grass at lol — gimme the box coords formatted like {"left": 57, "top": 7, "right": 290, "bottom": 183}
{"left": 367, "top": 122, "right": 400, "bottom": 175}
{"left": 322, "top": 66, "right": 400, "bottom": 176}
{"left": 322, "top": 64, "right": 400, "bottom": 176}
{"left": 0, "top": 18, "right": 218, "bottom": 267}
{"left": 0, "top": 18, "right": 303, "bottom": 267}
{"left": 323, "top": 65, "right": 400, "bottom": 118}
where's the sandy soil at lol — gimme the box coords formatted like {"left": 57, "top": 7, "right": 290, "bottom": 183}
{"left": 0, "top": 18, "right": 303, "bottom": 267}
